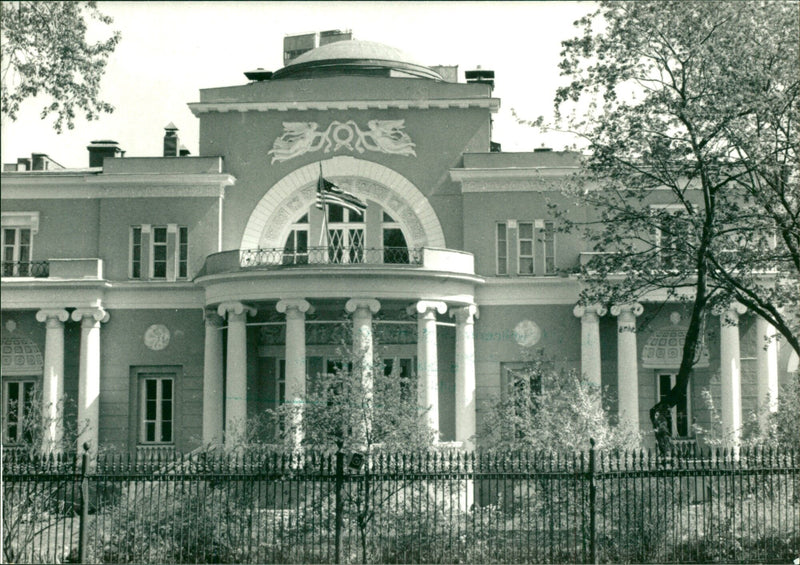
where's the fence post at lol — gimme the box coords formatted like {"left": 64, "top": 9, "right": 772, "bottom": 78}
{"left": 589, "top": 438, "right": 598, "bottom": 565}
{"left": 335, "top": 449, "right": 344, "bottom": 565}
{"left": 77, "top": 443, "right": 90, "bottom": 564}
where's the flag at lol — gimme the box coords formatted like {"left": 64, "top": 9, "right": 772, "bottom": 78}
{"left": 316, "top": 175, "right": 367, "bottom": 214}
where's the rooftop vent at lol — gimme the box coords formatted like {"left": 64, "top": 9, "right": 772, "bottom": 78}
{"left": 244, "top": 68, "right": 273, "bottom": 81}
{"left": 87, "top": 140, "right": 124, "bottom": 167}
{"left": 465, "top": 68, "right": 495, "bottom": 89}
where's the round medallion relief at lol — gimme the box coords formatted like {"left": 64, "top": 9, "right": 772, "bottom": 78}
{"left": 514, "top": 320, "right": 542, "bottom": 348}
{"left": 144, "top": 324, "right": 170, "bottom": 351}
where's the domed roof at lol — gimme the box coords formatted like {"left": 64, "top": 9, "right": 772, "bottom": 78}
{"left": 272, "top": 39, "right": 443, "bottom": 80}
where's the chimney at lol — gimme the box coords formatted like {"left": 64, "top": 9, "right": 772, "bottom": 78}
{"left": 465, "top": 67, "right": 495, "bottom": 90}
{"left": 87, "top": 140, "right": 123, "bottom": 167}
{"left": 163, "top": 122, "right": 179, "bottom": 157}
{"left": 179, "top": 145, "right": 191, "bottom": 157}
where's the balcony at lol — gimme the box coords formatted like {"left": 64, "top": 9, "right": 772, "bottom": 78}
{"left": 1, "top": 259, "right": 103, "bottom": 280}
{"left": 199, "top": 246, "right": 478, "bottom": 276}
{"left": 2, "top": 261, "right": 49, "bottom": 278}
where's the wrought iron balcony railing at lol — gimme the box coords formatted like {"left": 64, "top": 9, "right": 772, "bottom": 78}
{"left": 239, "top": 246, "right": 422, "bottom": 268}
{"left": 1, "top": 261, "right": 49, "bottom": 278}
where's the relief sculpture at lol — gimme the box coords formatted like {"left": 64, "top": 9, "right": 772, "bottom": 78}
{"left": 268, "top": 120, "right": 416, "bottom": 163}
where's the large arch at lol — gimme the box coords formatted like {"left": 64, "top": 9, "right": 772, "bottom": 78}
{"left": 240, "top": 156, "right": 446, "bottom": 250}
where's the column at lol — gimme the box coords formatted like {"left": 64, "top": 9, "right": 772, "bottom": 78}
{"left": 35, "top": 308, "right": 70, "bottom": 453}
{"left": 345, "top": 299, "right": 381, "bottom": 442}
{"left": 573, "top": 304, "right": 607, "bottom": 391}
{"left": 202, "top": 310, "right": 224, "bottom": 446}
{"left": 217, "top": 301, "right": 256, "bottom": 447}
{"left": 409, "top": 300, "right": 448, "bottom": 441}
{"left": 610, "top": 303, "right": 643, "bottom": 430}
{"left": 755, "top": 316, "right": 779, "bottom": 433}
{"left": 71, "top": 307, "right": 110, "bottom": 457}
{"left": 277, "top": 299, "right": 314, "bottom": 448}
{"left": 718, "top": 302, "right": 747, "bottom": 446}
{"left": 451, "top": 305, "right": 478, "bottom": 450}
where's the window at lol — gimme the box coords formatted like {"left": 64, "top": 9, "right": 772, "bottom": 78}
{"left": 2, "top": 379, "right": 37, "bottom": 444}
{"left": 383, "top": 356, "right": 416, "bottom": 399}
{"left": 1, "top": 212, "right": 39, "bottom": 277}
{"left": 501, "top": 363, "right": 542, "bottom": 438}
{"left": 178, "top": 227, "right": 188, "bottom": 278}
{"left": 140, "top": 375, "right": 174, "bottom": 444}
{"left": 327, "top": 205, "right": 364, "bottom": 264}
{"left": 652, "top": 206, "right": 692, "bottom": 270}
{"left": 152, "top": 227, "right": 168, "bottom": 279}
{"left": 518, "top": 222, "right": 535, "bottom": 275}
{"left": 543, "top": 221, "right": 556, "bottom": 275}
{"left": 283, "top": 214, "right": 309, "bottom": 265}
{"left": 382, "top": 212, "right": 410, "bottom": 264}
{"left": 129, "top": 224, "right": 188, "bottom": 281}
{"left": 131, "top": 227, "right": 142, "bottom": 279}
{"left": 496, "top": 222, "right": 508, "bottom": 275}
{"left": 656, "top": 373, "right": 691, "bottom": 437}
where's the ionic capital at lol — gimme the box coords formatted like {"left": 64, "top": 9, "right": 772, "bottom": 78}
{"left": 610, "top": 302, "right": 644, "bottom": 318}
{"left": 573, "top": 303, "right": 607, "bottom": 319}
{"left": 71, "top": 307, "right": 110, "bottom": 324}
{"left": 450, "top": 304, "right": 479, "bottom": 325}
{"left": 217, "top": 301, "right": 257, "bottom": 318}
{"left": 345, "top": 298, "right": 381, "bottom": 315}
{"left": 713, "top": 301, "right": 747, "bottom": 323}
{"left": 408, "top": 300, "right": 448, "bottom": 317}
{"left": 203, "top": 310, "right": 225, "bottom": 328}
{"left": 276, "top": 299, "right": 314, "bottom": 315}
{"left": 36, "top": 309, "right": 70, "bottom": 324}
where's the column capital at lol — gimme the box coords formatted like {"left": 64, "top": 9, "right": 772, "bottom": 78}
{"left": 217, "top": 301, "right": 257, "bottom": 318}
{"left": 450, "top": 304, "right": 479, "bottom": 325}
{"left": 71, "top": 307, "right": 110, "bottom": 324}
{"left": 713, "top": 301, "right": 747, "bottom": 319}
{"left": 204, "top": 310, "right": 225, "bottom": 328}
{"left": 573, "top": 303, "right": 607, "bottom": 319}
{"left": 36, "top": 308, "right": 70, "bottom": 324}
{"left": 610, "top": 302, "right": 644, "bottom": 318}
{"left": 276, "top": 299, "right": 314, "bottom": 315}
{"left": 408, "top": 300, "right": 448, "bottom": 317}
{"left": 345, "top": 298, "right": 381, "bottom": 315}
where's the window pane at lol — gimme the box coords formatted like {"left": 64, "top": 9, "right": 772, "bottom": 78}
{"left": 146, "top": 422, "right": 156, "bottom": 442}
{"left": 348, "top": 209, "right": 363, "bottom": 223}
{"left": 383, "top": 211, "right": 395, "bottom": 222}
{"left": 4, "top": 229, "right": 15, "bottom": 245}
{"left": 162, "top": 400, "right": 172, "bottom": 421}
{"left": 162, "top": 380, "right": 172, "bottom": 399}
{"left": 161, "top": 422, "right": 172, "bottom": 442}
{"left": 520, "top": 241, "right": 533, "bottom": 256}
{"left": 153, "top": 227, "right": 167, "bottom": 243}
{"left": 328, "top": 205, "right": 343, "bottom": 223}
{"left": 296, "top": 213, "right": 308, "bottom": 224}
{"left": 153, "top": 246, "right": 167, "bottom": 261}
{"left": 520, "top": 258, "right": 534, "bottom": 274}
{"left": 296, "top": 230, "right": 308, "bottom": 253}
{"left": 20, "top": 229, "right": 30, "bottom": 245}
{"left": 153, "top": 261, "right": 166, "bottom": 278}
{"left": 146, "top": 400, "right": 157, "bottom": 420}
{"left": 498, "top": 258, "right": 507, "bottom": 274}
{"left": 519, "top": 223, "right": 533, "bottom": 239}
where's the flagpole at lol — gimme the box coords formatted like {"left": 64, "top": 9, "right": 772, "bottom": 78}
{"left": 317, "top": 163, "right": 330, "bottom": 257}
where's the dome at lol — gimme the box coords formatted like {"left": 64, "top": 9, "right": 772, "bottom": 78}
{"left": 1, "top": 335, "right": 43, "bottom": 376}
{"left": 272, "top": 40, "right": 443, "bottom": 80}
{"left": 641, "top": 327, "right": 710, "bottom": 369}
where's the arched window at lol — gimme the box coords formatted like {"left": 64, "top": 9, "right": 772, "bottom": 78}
{"left": 282, "top": 213, "right": 309, "bottom": 265}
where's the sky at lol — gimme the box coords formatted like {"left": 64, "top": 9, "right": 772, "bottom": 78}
{"left": 1, "top": 1, "right": 595, "bottom": 168}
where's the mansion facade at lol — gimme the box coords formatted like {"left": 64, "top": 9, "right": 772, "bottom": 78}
{"left": 1, "top": 37, "right": 794, "bottom": 455}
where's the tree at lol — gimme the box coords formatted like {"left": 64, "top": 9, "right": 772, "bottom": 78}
{"left": 264, "top": 337, "right": 435, "bottom": 564}
{"left": 545, "top": 0, "right": 799, "bottom": 449}
{"left": 481, "top": 349, "right": 640, "bottom": 453}
{"left": 1, "top": 1, "right": 120, "bottom": 132}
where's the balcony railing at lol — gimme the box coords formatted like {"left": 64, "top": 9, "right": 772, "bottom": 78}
{"left": 239, "top": 246, "right": 422, "bottom": 268}
{"left": 1, "top": 261, "right": 49, "bottom": 278}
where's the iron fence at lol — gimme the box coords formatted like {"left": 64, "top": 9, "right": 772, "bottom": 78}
{"left": 3, "top": 445, "right": 798, "bottom": 564}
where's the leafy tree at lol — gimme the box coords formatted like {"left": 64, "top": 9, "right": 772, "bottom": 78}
{"left": 544, "top": 0, "right": 799, "bottom": 449}
{"left": 263, "top": 337, "right": 435, "bottom": 564}
{"left": 481, "top": 349, "right": 640, "bottom": 453}
{"left": 1, "top": 1, "right": 120, "bottom": 132}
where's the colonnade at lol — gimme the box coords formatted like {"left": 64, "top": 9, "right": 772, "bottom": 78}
{"left": 204, "top": 299, "right": 478, "bottom": 449}
{"left": 573, "top": 302, "right": 780, "bottom": 446}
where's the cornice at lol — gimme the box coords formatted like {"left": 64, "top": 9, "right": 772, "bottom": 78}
{"left": 2, "top": 173, "right": 236, "bottom": 199}
{"left": 188, "top": 98, "right": 500, "bottom": 115}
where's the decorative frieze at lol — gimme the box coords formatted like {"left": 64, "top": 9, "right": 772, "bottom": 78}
{"left": 268, "top": 120, "right": 416, "bottom": 163}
